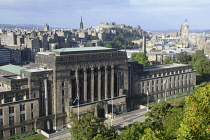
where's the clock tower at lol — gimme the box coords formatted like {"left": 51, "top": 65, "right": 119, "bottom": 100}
{"left": 179, "top": 19, "right": 189, "bottom": 48}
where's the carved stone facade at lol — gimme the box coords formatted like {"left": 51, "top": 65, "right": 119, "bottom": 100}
{"left": 0, "top": 47, "right": 197, "bottom": 139}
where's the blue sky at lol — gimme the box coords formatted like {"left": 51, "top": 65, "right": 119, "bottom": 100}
{"left": 1, "top": 0, "right": 210, "bottom": 30}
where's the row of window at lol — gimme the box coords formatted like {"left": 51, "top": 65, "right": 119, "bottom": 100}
{"left": 0, "top": 103, "right": 33, "bottom": 116}
{"left": 0, "top": 126, "right": 27, "bottom": 138}
{"left": 1, "top": 95, "right": 24, "bottom": 104}
{"left": 0, "top": 112, "right": 34, "bottom": 126}
{"left": 142, "top": 69, "right": 192, "bottom": 79}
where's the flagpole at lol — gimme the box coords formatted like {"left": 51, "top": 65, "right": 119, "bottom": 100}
{"left": 147, "top": 90, "right": 149, "bottom": 112}
{"left": 165, "top": 89, "right": 167, "bottom": 102}
{"left": 111, "top": 98, "right": 113, "bottom": 126}
{"left": 78, "top": 96, "right": 79, "bottom": 121}
{"left": 163, "top": 78, "right": 167, "bottom": 102}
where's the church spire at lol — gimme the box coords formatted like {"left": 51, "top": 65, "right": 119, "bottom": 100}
{"left": 80, "top": 16, "right": 83, "bottom": 30}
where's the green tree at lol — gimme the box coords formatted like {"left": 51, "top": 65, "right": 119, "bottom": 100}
{"left": 130, "top": 52, "right": 150, "bottom": 66}
{"left": 141, "top": 128, "right": 160, "bottom": 140}
{"left": 176, "top": 51, "right": 191, "bottom": 64}
{"left": 117, "top": 123, "right": 143, "bottom": 140}
{"left": 145, "top": 102, "right": 173, "bottom": 129}
{"left": 70, "top": 111, "right": 117, "bottom": 140}
{"left": 163, "top": 56, "right": 173, "bottom": 64}
{"left": 193, "top": 58, "right": 210, "bottom": 75}
{"left": 191, "top": 50, "right": 206, "bottom": 67}
{"left": 177, "top": 84, "right": 210, "bottom": 140}
{"left": 163, "top": 106, "right": 185, "bottom": 139}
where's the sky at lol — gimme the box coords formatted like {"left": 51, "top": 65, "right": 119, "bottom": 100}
{"left": 1, "top": 0, "right": 210, "bottom": 31}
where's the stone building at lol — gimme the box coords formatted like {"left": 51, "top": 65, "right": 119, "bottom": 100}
{"left": 177, "top": 19, "right": 190, "bottom": 48}
{"left": 0, "top": 65, "right": 39, "bottom": 139}
{"left": 0, "top": 46, "right": 129, "bottom": 139}
{"left": 128, "top": 62, "right": 196, "bottom": 110}
{"left": 0, "top": 46, "right": 196, "bottom": 139}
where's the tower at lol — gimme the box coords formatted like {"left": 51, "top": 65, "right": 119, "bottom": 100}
{"left": 180, "top": 19, "right": 189, "bottom": 47}
{"left": 80, "top": 16, "right": 83, "bottom": 30}
{"left": 44, "top": 23, "right": 49, "bottom": 31}
{"left": 142, "top": 31, "right": 147, "bottom": 54}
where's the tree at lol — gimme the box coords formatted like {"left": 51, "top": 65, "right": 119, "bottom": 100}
{"left": 141, "top": 128, "right": 160, "bottom": 140}
{"left": 191, "top": 50, "right": 206, "bottom": 67}
{"left": 163, "top": 106, "right": 185, "bottom": 139}
{"left": 130, "top": 52, "right": 150, "bottom": 66}
{"left": 177, "top": 84, "right": 210, "bottom": 140}
{"left": 176, "top": 51, "right": 191, "bottom": 64}
{"left": 193, "top": 58, "right": 210, "bottom": 75}
{"left": 163, "top": 56, "right": 173, "bottom": 64}
{"left": 117, "top": 123, "right": 143, "bottom": 140}
{"left": 70, "top": 111, "right": 117, "bottom": 140}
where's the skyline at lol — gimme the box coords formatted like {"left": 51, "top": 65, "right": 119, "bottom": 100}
{"left": 1, "top": 0, "right": 210, "bottom": 30}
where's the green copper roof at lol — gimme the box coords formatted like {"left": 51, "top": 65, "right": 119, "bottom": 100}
{"left": 52, "top": 46, "right": 114, "bottom": 52}
{"left": 0, "top": 64, "right": 27, "bottom": 75}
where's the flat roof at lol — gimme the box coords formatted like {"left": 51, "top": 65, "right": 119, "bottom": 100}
{"left": 144, "top": 64, "right": 190, "bottom": 71}
{"left": 23, "top": 68, "right": 52, "bottom": 73}
{"left": 52, "top": 46, "right": 114, "bottom": 52}
{"left": 0, "top": 64, "right": 27, "bottom": 75}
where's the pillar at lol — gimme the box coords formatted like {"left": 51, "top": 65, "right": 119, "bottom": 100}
{"left": 83, "top": 68, "right": 87, "bottom": 103}
{"left": 104, "top": 66, "right": 108, "bottom": 99}
{"left": 98, "top": 66, "right": 101, "bottom": 101}
{"left": 75, "top": 69, "right": 80, "bottom": 98}
{"left": 111, "top": 65, "right": 114, "bottom": 98}
{"left": 91, "top": 67, "right": 95, "bottom": 102}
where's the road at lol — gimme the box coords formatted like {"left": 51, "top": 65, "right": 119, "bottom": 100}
{"left": 46, "top": 108, "right": 148, "bottom": 139}
{"left": 105, "top": 108, "right": 148, "bottom": 131}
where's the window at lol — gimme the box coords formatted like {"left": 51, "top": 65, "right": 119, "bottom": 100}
{"left": 9, "top": 116, "right": 14, "bottom": 124}
{"left": 0, "top": 130, "right": 3, "bottom": 138}
{"left": 17, "top": 95, "right": 23, "bottom": 101}
{"left": 5, "top": 97, "right": 12, "bottom": 103}
{"left": 20, "top": 104, "right": 25, "bottom": 111}
{"left": 31, "top": 103, "right": 34, "bottom": 110}
{"left": 16, "top": 85, "right": 20, "bottom": 90}
{"left": 0, "top": 118, "right": 3, "bottom": 126}
{"left": 61, "top": 81, "right": 65, "bottom": 87}
{"left": 31, "top": 112, "right": 34, "bottom": 119}
{"left": 10, "top": 128, "right": 15, "bottom": 136}
{"left": 0, "top": 109, "right": 2, "bottom": 115}
{"left": 21, "top": 126, "right": 26, "bottom": 133}
{"left": 20, "top": 114, "right": 25, "bottom": 122}
{"left": 9, "top": 107, "right": 14, "bottom": 114}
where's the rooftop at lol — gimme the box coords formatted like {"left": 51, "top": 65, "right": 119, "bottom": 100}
{"left": 0, "top": 64, "right": 27, "bottom": 75}
{"left": 23, "top": 68, "right": 52, "bottom": 73}
{"left": 52, "top": 46, "right": 114, "bottom": 52}
{"left": 144, "top": 63, "right": 190, "bottom": 71}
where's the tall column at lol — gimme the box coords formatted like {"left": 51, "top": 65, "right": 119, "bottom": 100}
{"left": 83, "top": 68, "right": 87, "bottom": 103}
{"left": 98, "top": 66, "right": 101, "bottom": 101}
{"left": 69, "top": 79, "right": 72, "bottom": 103}
{"left": 154, "top": 79, "right": 157, "bottom": 92}
{"left": 158, "top": 78, "right": 162, "bottom": 91}
{"left": 149, "top": 80, "right": 152, "bottom": 93}
{"left": 111, "top": 65, "right": 114, "bottom": 98}
{"left": 75, "top": 69, "right": 80, "bottom": 99}
{"left": 105, "top": 66, "right": 108, "bottom": 99}
{"left": 171, "top": 76, "right": 175, "bottom": 89}
{"left": 91, "top": 67, "right": 95, "bottom": 102}
{"left": 186, "top": 73, "right": 189, "bottom": 85}
{"left": 175, "top": 75, "right": 179, "bottom": 93}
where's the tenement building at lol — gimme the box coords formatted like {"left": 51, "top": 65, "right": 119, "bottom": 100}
{"left": 0, "top": 46, "right": 196, "bottom": 139}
